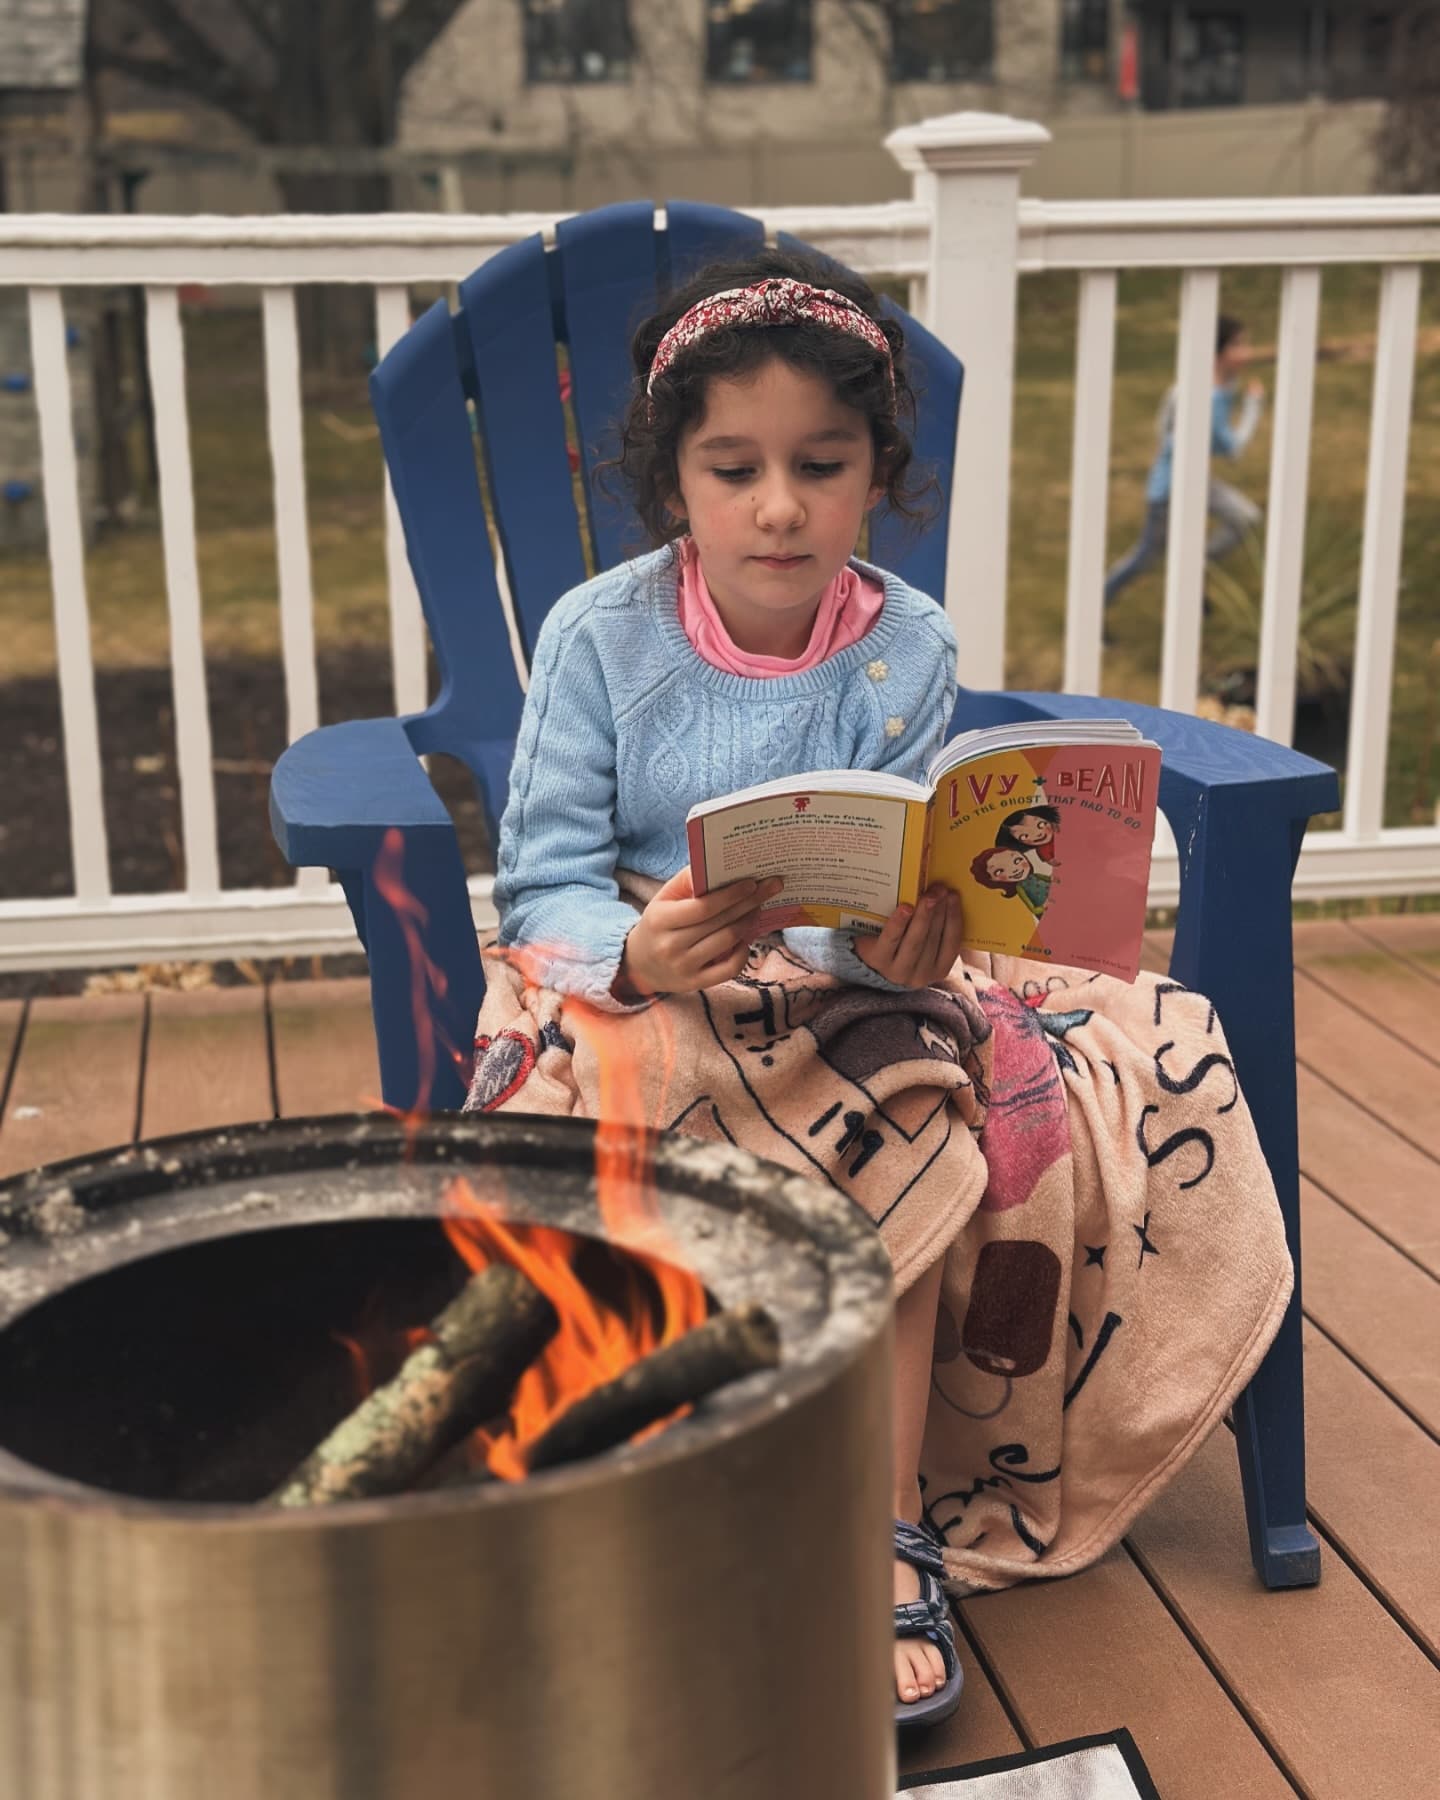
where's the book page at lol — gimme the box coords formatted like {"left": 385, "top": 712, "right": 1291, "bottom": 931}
{"left": 925, "top": 744, "right": 1160, "bottom": 980}
{"left": 689, "top": 789, "right": 928, "bottom": 931}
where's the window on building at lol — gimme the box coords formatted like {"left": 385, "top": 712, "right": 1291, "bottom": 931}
{"left": 1175, "top": 12, "right": 1244, "bottom": 107}
{"left": 1322, "top": 8, "right": 1395, "bottom": 101}
{"left": 524, "top": 0, "right": 632, "bottom": 83}
{"left": 1060, "top": 0, "right": 1110, "bottom": 82}
{"left": 706, "top": 0, "right": 813, "bottom": 83}
{"left": 890, "top": 1, "right": 994, "bottom": 83}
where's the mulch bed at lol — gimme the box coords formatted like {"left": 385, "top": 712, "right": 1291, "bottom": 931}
{"left": 0, "top": 649, "right": 493, "bottom": 1000}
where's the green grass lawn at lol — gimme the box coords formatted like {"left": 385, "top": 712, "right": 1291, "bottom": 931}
{"left": 2, "top": 267, "right": 1437, "bottom": 830}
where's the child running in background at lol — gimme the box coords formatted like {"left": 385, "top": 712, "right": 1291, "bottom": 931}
{"left": 1104, "top": 314, "right": 1265, "bottom": 610}
{"left": 464, "top": 250, "right": 1293, "bottom": 1733}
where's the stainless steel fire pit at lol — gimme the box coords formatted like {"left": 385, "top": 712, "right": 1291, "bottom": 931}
{"left": 0, "top": 1114, "right": 895, "bottom": 1800}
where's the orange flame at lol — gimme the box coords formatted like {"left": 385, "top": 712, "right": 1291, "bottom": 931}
{"left": 368, "top": 828, "right": 473, "bottom": 1131}
{"left": 361, "top": 838, "right": 709, "bottom": 1475}
{"left": 441, "top": 1149, "right": 707, "bottom": 1481}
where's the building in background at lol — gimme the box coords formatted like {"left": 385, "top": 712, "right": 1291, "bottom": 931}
{"left": 395, "top": 0, "right": 1396, "bottom": 207}
{"left": 0, "top": 2, "right": 1407, "bottom": 214}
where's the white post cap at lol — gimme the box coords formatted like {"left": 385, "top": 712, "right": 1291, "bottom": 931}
{"left": 885, "top": 111, "right": 1052, "bottom": 176}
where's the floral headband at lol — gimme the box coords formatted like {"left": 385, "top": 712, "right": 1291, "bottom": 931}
{"left": 645, "top": 276, "right": 895, "bottom": 402}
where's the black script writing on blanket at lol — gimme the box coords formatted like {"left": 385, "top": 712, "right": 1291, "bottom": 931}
{"left": 1136, "top": 1105, "right": 1215, "bottom": 1189}
{"left": 1153, "top": 1041, "right": 1239, "bottom": 1112}
{"left": 927, "top": 1441, "right": 1062, "bottom": 1538}
{"left": 1063, "top": 1312, "right": 1124, "bottom": 1411}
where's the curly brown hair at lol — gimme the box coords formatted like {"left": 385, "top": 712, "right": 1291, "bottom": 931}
{"left": 611, "top": 247, "right": 929, "bottom": 547}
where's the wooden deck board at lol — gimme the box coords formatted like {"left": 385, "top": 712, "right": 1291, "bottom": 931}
{"left": 1292, "top": 973, "right": 1440, "bottom": 1161}
{"left": 1302, "top": 1321, "right": 1440, "bottom": 1658}
{"left": 1301, "top": 1177, "right": 1440, "bottom": 1437}
{"left": 1297, "top": 1065, "right": 1440, "bottom": 1277}
{"left": 139, "top": 986, "right": 274, "bottom": 1141}
{"left": 0, "top": 994, "right": 144, "bottom": 1177}
{"left": 1127, "top": 1427, "right": 1440, "bottom": 1799}
{"left": 269, "top": 979, "right": 382, "bottom": 1120}
{"left": 957, "top": 1543, "right": 1295, "bottom": 1799}
{"left": 1294, "top": 920, "right": 1440, "bottom": 1064}
{"left": 1346, "top": 912, "right": 1440, "bottom": 975}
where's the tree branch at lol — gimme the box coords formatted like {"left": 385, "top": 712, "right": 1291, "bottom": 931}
{"left": 93, "top": 0, "right": 271, "bottom": 135}
{"left": 89, "top": 45, "right": 267, "bottom": 136}
{"left": 384, "top": 0, "right": 470, "bottom": 85}
{"left": 230, "top": 0, "right": 281, "bottom": 56}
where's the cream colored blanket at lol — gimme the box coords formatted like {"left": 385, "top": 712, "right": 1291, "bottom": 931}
{"left": 464, "top": 932, "right": 1291, "bottom": 1591}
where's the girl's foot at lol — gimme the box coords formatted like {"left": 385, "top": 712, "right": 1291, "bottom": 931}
{"left": 893, "top": 1551, "right": 948, "bottom": 1704}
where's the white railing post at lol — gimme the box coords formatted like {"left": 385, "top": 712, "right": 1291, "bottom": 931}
{"left": 1159, "top": 268, "right": 1221, "bottom": 716}
{"left": 885, "top": 112, "right": 1050, "bottom": 690}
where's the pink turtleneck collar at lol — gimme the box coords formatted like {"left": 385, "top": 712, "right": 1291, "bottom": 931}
{"left": 676, "top": 538, "right": 884, "bottom": 679}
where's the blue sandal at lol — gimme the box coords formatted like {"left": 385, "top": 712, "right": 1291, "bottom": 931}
{"left": 893, "top": 1518, "right": 964, "bottom": 1730}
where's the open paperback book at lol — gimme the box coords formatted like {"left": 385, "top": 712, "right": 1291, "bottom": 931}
{"left": 686, "top": 718, "right": 1162, "bottom": 982}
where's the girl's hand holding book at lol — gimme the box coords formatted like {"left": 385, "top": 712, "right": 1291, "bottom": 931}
{"left": 614, "top": 869, "right": 785, "bottom": 1001}
{"left": 853, "top": 886, "right": 964, "bottom": 990}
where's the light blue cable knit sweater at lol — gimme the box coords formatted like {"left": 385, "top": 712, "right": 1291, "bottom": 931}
{"left": 494, "top": 544, "right": 958, "bottom": 1010}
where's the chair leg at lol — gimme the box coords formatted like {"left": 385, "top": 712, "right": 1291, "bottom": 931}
{"left": 1233, "top": 1302, "right": 1322, "bottom": 1588}
{"left": 1169, "top": 804, "right": 1321, "bottom": 1590}
{"left": 348, "top": 828, "right": 486, "bottom": 1115}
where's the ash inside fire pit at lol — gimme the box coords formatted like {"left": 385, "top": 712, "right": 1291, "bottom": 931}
{"left": 0, "top": 1218, "right": 702, "bottom": 1503}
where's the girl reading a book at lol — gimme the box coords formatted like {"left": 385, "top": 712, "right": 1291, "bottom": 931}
{"left": 464, "top": 248, "right": 1293, "bottom": 1734}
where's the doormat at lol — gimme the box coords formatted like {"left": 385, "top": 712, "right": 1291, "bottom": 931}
{"left": 900, "top": 1728, "right": 1160, "bottom": 1798}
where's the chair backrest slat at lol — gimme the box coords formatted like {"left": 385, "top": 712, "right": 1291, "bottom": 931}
{"left": 369, "top": 298, "right": 525, "bottom": 743}
{"left": 459, "top": 237, "right": 589, "bottom": 662}
{"left": 554, "top": 202, "right": 663, "bottom": 571}
{"left": 663, "top": 201, "right": 765, "bottom": 289}
{"left": 869, "top": 302, "right": 962, "bottom": 602}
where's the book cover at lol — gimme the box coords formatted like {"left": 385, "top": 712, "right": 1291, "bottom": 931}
{"left": 924, "top": 742, "right": 1160, "bottom": 981}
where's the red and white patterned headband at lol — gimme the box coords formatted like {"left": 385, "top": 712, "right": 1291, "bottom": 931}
{"left": 645, "top": 276, "right": 895, "bottom": 402}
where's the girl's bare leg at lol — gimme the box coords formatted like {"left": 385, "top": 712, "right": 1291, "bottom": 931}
{"left": 892, "top": 1255, "right": 949, "bottom": 1704}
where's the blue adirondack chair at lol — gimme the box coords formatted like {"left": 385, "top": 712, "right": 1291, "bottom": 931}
{"left": 270, "top": 200, "right": 1338, "bottom": 1592}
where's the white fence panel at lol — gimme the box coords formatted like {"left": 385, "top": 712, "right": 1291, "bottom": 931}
{"left": 1064, "top": 269, "right": 1117, "bottom": 697}
{"left": 1255, "top": 267, "right": 1322, "bottom": 747}
{"left": 145, "top": 284, "right": 221, "bottom": 899}
{"left": 260, "top": 285, "right": 328, "bottom": 899}
{"left": 1, "top": 120, "right": 1438, "bottom": 975}
{"left": 27, "top": 287, "right": 110, "bottom": 903}
{"left": 1346, "top": 265, "right": 1422, "bottom": 842}
{"left": 1159, "top": 269, "right": 1220, "bottom": 716}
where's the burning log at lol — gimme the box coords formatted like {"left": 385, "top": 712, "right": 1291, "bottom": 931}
{"left": 273, "top": 1266, "right": 556, "bottom": 1507}
{"left": 524, "top": 1304, "right": 780, "bottom": 1475}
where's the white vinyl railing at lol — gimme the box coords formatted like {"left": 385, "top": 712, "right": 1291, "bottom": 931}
{"left": 1, "top": 111, "right": 1438, "bottom": 974}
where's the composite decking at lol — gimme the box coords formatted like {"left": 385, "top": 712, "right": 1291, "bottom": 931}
{"left": 0, "top": 917, "right": 1437, "bottom": 1797}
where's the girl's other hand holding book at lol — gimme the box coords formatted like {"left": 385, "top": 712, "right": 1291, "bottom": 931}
{"left": 853, "top": 886, "right": 964, "bottom": 990}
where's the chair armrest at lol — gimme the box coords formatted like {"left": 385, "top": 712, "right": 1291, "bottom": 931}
{"left": 269, "top": 718, "right": 453, "bottom": 872}
{"left": 951, "top": 688, "right": 1340, "bottom": 823}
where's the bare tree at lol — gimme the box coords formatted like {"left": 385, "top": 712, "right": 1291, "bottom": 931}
{"left": 1376, "top": 2, "right": 1440, "bottom": 192}
{"left": 87, "top": 0, "right": 471, "bottom": 366}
